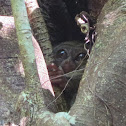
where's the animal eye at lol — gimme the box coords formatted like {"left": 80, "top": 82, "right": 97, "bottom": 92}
{"left": 75, "top": 53, "right": 86, "bottom": 61}
{"left": 56, "top": 49, "right": 67, "bottom": 59}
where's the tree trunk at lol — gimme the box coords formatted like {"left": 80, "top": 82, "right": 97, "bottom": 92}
{"left": 25, "top": 0, "right": 53, "bottom": 64}
{"left": 25, "top": 0, "right": 68, "bottom": 112}
{"left": 70, "top": 0, "right": 126, "bottom": 125}
{"left": 0, "top": 0, "right": 12, "bottom": 16}
{"left": 0, "top": 0, "right": 126, "bottom": 125}
{"left": 0, "top": 16, "right": 25, "bottom": 124}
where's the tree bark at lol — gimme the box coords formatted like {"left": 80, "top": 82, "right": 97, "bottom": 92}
{"left": 0, "top": 0, "right": 12, "bottom": 16}
{"left": 70, "top": 0, "right": 126, "bottom": 125}
{"left": 0, "top": 0, "right": 126, "bottom": 125}
{"left": 25, "top": 0, "right": 68, "bottom": 112}
{"left": 25, "top": 0, "right": 53, "bottom": 64}
{"left": 11, "top": 0, "right": 47, "bottom": 124}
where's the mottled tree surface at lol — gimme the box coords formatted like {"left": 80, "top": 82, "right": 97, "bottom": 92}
{"left": 70, "top": 0, "right": 126, "bottom": 125}
{"left": 0, "top": 16, "right": 25, "bottom": 123}
{"left": 0, "top": 0, "right": 126, "bottom": 125}
{"left": 88, "top": 0, "right": 108, "bottom": 19}
{"left": 0, "top": 0, "right": 12, "bottom": 16}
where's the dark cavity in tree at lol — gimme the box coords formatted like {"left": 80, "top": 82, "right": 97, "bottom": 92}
{"left": 37, "top": 0, "right": 97, "bottom": 109}
{"left": 37, "top": 0, "right": 92, "bottom": 46}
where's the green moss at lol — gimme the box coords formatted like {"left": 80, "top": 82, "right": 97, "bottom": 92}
{"left": 55, "top": 112, "right": 76, "bottom": 125}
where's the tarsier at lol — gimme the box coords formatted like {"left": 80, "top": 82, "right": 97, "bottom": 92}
{"left": 37, "top": 0, "right": 96, "bottom": 108}
{"left": 47, "top": 13, "right": 96, "bottom": 108}
{"left": 48, "top": 41, "right": 89, "bottom": 108}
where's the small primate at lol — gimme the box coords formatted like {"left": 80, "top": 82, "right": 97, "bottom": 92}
{"left": 48, "top": 41, "right": 88, "bottom": 108}
{"left": 37, "top": 0, "right": 95, "bottom": 107}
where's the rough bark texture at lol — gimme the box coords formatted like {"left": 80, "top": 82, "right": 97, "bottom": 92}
{"left": 11, "top": 0, "right": 48, "bottom": 124}
{"left": 26, "top": 0, "right": 53, "bottom": 64}
{"left": 0, "top": 0, "right": 12, "bottom": 16}
{"left": 88, "top": 0, "right": 108, "bottom": 19}
{"left": 0, "top": 0, "right": 67, "bottom": 124}
{"left": 25, "top": 0, "right": 68, "bottom": 112}
{"left": 70, "top": 0, "right": 126, "bottom": 125}
{"left": 0, "top": 0, "right": 126, "bottom": 125}
{"left": 0, "top": 16, "right": 25, "bottom": 124}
